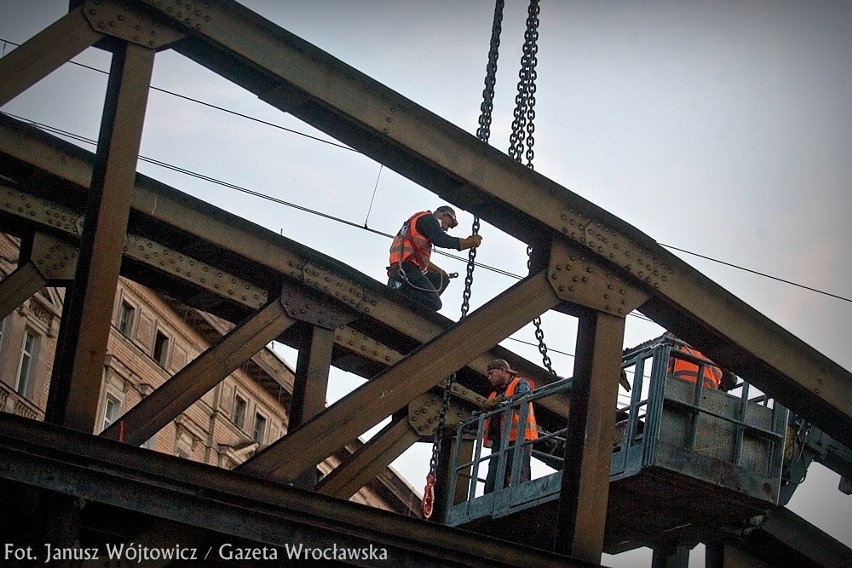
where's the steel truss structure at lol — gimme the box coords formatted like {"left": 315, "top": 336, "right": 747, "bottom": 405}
{"left": 0, "top": 1, "right": 849, "bottom": 566}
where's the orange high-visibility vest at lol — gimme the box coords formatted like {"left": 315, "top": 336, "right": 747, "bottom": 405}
{"left": 483, "top": 377, "right": 539, "bottom": 445}
{"left": 668, "top": 344, "right": 722, "bottom": 389}
{"left": 389, "top": 211, "right": 432, "bottom": 272}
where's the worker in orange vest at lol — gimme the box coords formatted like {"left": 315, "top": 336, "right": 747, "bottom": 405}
{"left": 387, "top": 206, "right": 481, "bottom": 310}
{"left": 667, "top": 340, "right": 724, "bottom": 389}
{"left": 482, "top": 359, "right": 538, "bottom": 493}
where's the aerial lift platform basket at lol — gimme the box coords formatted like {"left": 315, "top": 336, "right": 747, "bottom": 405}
{"left": 443, "top": 336, "right": 788, "bottom": 553}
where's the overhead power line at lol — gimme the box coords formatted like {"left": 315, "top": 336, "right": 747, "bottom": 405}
{"left": 5, "top": 111, "right": 847, "bottom": 310}
{"left": 660, "top": 243, "right": 851, "bottom": 304}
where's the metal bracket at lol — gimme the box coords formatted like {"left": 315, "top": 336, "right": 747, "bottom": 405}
{"left": 548, "top": 238, "right": 649, "bottom": 316}
{"left": 29, "top": 233, "right": 78, "bottom": 282}
{"left": 83, "top": 0, "right": 187, "bottom": 49}
{"left": 408, "top": 392, "right": 472, "bottom": 438}
{"left": 280, "top": 285, "right": 358, "bottom": 330}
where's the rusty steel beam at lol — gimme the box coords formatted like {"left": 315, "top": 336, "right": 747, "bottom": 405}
{"left": 239, "top": 270, "right": 561, "bottom": 483}
{"left": 0, "top": 6, "right": 103, "bottom": 107}
{"left": 554, "top": 309, "right": 626, "bottom": 562}
{"left": 317, "top": 416, "right": 420, "bottom": 500}
{"left": 47, "top": 40, "right": 155, "bottom": 433}
{"left": 136, "top": 0, "right": 850, "bottom": 447}
{"left": 0, "top": 413, "right": 592, "bottom": 568}
{"left": 100, "top": 299, "right": 296, "bottom": 445}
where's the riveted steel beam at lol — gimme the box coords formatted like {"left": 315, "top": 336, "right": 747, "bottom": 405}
{"left": 0, "top": 6, "right": 104, "bottom": 107}
{"left": 28, "top": 232, "right": 79, "bottom": 282}
{"left": 126, "top": 234, "right": 268, "bottom": 308}
{"left": 334, "top": 324, "right": 402, "bottom": 366}
{"left": 408, "top": 392, "right": 472, "bottom": 438}
{"left": 0, "top": 232, "right": 78, "bottom": 320}
{"left": 238, "top": 270, "right": 560, "bottom": 483}
{"left": 82, "top": 0, "right": 186, "bottom": 49}
{"left": 280, "top": 284, "right": 358, "bottom": 330}
{"left": 0, "top": 186, "right": 271, "bottom": 310}
{"left": 548, "top": 239, "right": 649, "bottom": 317}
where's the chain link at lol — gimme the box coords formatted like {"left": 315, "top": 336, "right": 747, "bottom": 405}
{"left": 461, "top": 0, "right": 503, "bottom": 321}
{"left": 512, "top": 1, "right": 556, "bottom": 376}
{"left": 428, "top": 3, "right": 507, "bottom": 489}
{"left": 429, "top": 372, "right": 457, "bottom": 476}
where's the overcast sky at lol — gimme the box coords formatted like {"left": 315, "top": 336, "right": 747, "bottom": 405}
{"left": 1, "top": 1, "right": 850, "bottom": 566}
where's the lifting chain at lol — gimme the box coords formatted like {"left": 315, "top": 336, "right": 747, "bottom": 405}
{"left": 423, "top": 1, "right": 506, "bottom": 520}
{"left": 461, "top": 0, "right": 504, "bottom": 320}
{"left": 508, "top": 0, "right": 540, "bottom": 170}
{"left": 510, "top": 0, "right": 556, "bottom": 377}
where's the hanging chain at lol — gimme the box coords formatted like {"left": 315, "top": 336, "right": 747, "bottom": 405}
{"left": 424, "top": 5, "right": 506, "bottom": 513}
{"left": 428, "top": 372, "right": 457, "bottom": 477}
{"left": 461, "top": 0, "right": 504, "bottom": 321}
{"left": 509, "top": 0, "right": 555, "bottom": 377}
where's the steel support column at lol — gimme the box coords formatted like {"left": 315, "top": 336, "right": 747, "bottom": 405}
{"left": 0, "top": 6, "right": 103, "bottom": 107}
{"left": 554, "top": 309, "right": 625, "bottom": 562}
{"left": 239, "top": 270, "right": 560, "bottom": 483}
{"left": 101, "top": 299, "right": 296, "bottom": 445}
{"left": 290, "top": 324, "right": 335, "bottom": 489}
{"left": 46, "top": 40, "right": 154, "bottom": 432}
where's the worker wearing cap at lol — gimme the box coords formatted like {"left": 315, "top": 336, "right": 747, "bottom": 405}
{"left": 482, "top": 359, "right": 538, "bottom": 494}
{"left": 387, "top": 206, "right": 482, "bottom": 311}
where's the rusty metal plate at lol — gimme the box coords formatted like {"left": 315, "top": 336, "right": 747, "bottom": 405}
{"left": 280, "top": 285, "right": 358, "bottom": 330}
{"left": 84, "top": 0, "right": 186, "bottom": 48}
{"left": 548, "top": 238, "right": 649, "bottom": 316}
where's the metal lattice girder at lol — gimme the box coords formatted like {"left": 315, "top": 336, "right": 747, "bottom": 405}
{"left": 239, "top": 270, "right": 561, "bottom": 483}
{"left": 125, "top": 0, "right": 851, "bottom": 448}
{"left": 0, "top": 413, "right": 594, "bottom": 568}
{"left": 0, "top": 113, "right": 563, "bottom": 407}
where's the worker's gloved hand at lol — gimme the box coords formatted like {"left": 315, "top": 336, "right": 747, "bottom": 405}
{"left": 459, "top": 235, "right": 483, "bottom": 250}
{"left": 483, "top": 394, "right": 504, "bottom": 410}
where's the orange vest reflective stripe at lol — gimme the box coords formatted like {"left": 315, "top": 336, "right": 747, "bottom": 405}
{"left": 668, "top": 345, "right": 722, "bottom": 389}
{"left": 483, "top": 377, "right": 539, "bottom": 444}
{"left": 389, "top": 211, "right": 433, "bottom": 272}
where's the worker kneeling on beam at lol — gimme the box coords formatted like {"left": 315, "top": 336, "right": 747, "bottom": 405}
{"left": 482, "top": 359, "right": 538, "bottom": 494}
{"left": 387, "top": 206, "right": 481, "bottom": 311}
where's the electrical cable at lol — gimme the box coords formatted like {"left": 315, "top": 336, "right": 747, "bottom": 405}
{"left": 7, "top": 110, "right": 846, "bottom": 319}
